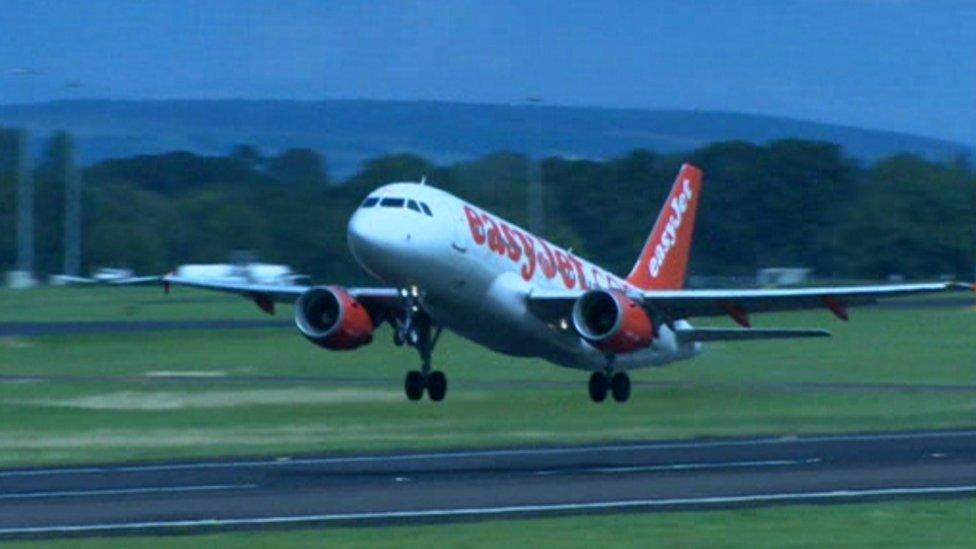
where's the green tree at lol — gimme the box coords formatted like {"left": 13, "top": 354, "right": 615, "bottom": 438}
{"left": 836, "top": 155, "right": 975, "bottom": 278}
{"left": 267, "top": 148, "right": 328, "bottom": 185}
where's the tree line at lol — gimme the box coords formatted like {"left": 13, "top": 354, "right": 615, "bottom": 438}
{"left": 1, "top": 134, "right": 974, "bottom": 284}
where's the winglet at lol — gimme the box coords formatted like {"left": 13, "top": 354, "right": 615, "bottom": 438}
{"left": 822, "top": 296, "right": 849, "bottom": 321}
{"left": 626, "top": 164, "right": 703, "bottom": 290}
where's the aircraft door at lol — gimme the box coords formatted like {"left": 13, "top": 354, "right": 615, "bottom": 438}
{"left": 450, "top": 206, "right": 474, "bottom": 291}
{"left": 452, "top": 207, "right": 469, "bottom": 253}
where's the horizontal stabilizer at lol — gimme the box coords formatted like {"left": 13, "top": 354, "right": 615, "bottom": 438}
{"left": 675, "top": 327, "right": 831, "bottom": 343}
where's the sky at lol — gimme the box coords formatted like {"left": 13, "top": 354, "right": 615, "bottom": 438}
{"left": 1, "top": 0, "right": 975, "bottom": 145}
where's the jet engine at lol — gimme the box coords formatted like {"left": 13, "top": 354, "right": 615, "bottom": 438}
{"left": 295, "top": 286, "right": 375, "bottom": 350}
{"left": 571, "top": 289, "right": 653, "bottom": 354}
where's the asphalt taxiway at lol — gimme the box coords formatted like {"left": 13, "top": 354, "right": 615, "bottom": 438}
{"left": 0, "top": 429, "right": 973, "bottom": 537}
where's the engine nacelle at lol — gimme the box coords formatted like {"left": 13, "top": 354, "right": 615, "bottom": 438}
{"left": 295, "top": 286, "right": 374, "bottom": 350}
{"left": 572, "top": 289, "right": 654, "bottom": 354}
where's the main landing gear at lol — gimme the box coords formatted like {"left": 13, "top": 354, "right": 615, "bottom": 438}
{"left": 396, "top": 290, "right": 446, "bottom": 402}
{"left": 588, "top": 371, "right": 630, "bottom": 403}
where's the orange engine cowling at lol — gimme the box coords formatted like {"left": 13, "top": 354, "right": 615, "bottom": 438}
{"left": 295, "top": 286, "right": 375, "bottom": 350}
{"left": 571, "top": 289, "right": 654, "bottom": 354}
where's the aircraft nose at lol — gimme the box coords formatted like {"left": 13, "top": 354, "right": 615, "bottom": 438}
{"left": 347, "top": 210, "right": 408, "bottom": 272}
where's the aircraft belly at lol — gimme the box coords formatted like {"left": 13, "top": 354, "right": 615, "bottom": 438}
{"left": 422, "top": 273, "right": 604, "bottom": 369}
{"left": 417, "top": 247, "right": 698, "bottom": 372}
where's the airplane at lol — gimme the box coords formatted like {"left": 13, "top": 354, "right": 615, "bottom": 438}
{"left": 53, "top": 268, "right": 157, "bottom": 286}
{"left": 133, "top": 164, "right": 970, "bottom": 403}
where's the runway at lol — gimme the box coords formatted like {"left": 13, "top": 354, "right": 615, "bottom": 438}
{"left": 0, "top": 429, "right": 974, "bottom": 537}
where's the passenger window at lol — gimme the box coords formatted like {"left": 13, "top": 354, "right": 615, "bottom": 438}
{"left": 420, "top": 202, "right": 433, "bottom": 216}
{"left": 380, "top": 197, "right": 405, "bottom": 208}
{"left": 361, "top": 197, "right": 379, "bottom": 208}
{"left": 407, "top": 200, "right": 422, "bottom": 213}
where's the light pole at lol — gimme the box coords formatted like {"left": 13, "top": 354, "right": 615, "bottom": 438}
{"left": 13, "top": 129, "right": 36, "bottom": 287}
{"left": 62, "top": 133, "right": 82, "bottom": 277}
{"left": 526, "top": 97, "right": 543, "bottom": 235}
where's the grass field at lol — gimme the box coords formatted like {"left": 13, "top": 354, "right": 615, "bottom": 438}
{"left": 0, "top": 287, "right": 973, "bottom": 467}
{"left": 10, "top": 498, "right": 976, "bottom": 548}
{"left": 2, "top": 286, "right": 974, "bottom": 546}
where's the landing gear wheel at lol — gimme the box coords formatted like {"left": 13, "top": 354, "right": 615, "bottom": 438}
{"left": 588, "top": 372, "right": 609, "bottom": 403}
{"left": 426, "top": 371, "right": 447, "bottom": 402}
{"left": 405, "top": 370, "right": 425, "bottom": 401}
{"left": 611, "top": 372, "right": 631, "bottom": 403}
{"left": 397, "top": 294, "right": 446, "bottom": 403}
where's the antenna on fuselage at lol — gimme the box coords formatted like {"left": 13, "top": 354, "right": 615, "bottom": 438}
{"left": 419, "top": 175, "right": 427, "bottom": 185}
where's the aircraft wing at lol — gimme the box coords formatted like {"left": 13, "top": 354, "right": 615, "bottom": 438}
{"left": 114, "top": 274, "right": 401, "bottom": 316}
{"left": 528, "top": 282, "right": 970, "bottom": 326}
{"left": 635, "top": 282, "right": 967, "bottom": 322}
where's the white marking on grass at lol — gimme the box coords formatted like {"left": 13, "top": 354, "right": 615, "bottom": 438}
{"left": 143, "top": 371, "right": 227, "bottom": 378}
{"left": 0, "top": 483, "right": 255, "bottom": 500}
{"left": 25, "top": 388, "right": 404, "bottom": 410}
{"left": 0, "top": 422, "right": 464, "bottom": 456}
{"left": 1, "top": 485, "right": 973, "bottom": 535}
{"left": 0, "top": 337, "right": 33, "bottom": 349}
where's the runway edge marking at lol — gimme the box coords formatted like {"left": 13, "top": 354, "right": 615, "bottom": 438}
{"left": 0, "top": 483, "right": 256, "bottom": 501}
{"left": 2, "top": 484, "right": 975, "bottom": 536}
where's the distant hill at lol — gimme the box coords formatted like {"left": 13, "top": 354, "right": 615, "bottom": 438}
{"left": 1, "top": 99, "right": 970, "bottom": 176}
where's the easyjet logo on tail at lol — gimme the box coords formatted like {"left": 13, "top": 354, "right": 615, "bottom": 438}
{"left": 649, "top": 178, "right": 693, "bottom": 278}
{"left": 625, "top": 164, "right": 702, "bottom": 291}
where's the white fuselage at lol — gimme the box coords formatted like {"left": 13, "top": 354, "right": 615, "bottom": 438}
{"left": 347, "top": 183, "right": 700, "bottom": 372}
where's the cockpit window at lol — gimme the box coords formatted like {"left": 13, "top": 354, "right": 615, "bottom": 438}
{"left": 419, "top": 202, "right": 433, "bottom": 216}
{"left": 361, "top": 197, "right": 379, "bottom": 208}
{"left": 406, "top": 199, "right": 422, "bottom": 213}
{"left": 380, "top": 197, "right": 405, "bottom": 208}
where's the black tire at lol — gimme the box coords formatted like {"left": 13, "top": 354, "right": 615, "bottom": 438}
{"left": 611, "top": 372, "right": 631, "bottom": 403}
{"left": 404, "top": 370, "right": 425, "bottom": 401}
{"left": 427, "top": 371, "right": 447, "bottom": 402}
{"left": 588, "top": 372, "right": 609, "bottom": 403}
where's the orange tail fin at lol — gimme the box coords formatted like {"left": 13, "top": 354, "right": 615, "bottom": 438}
{"left": 625, "top": 164, "right": 703, "bottom": 290}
